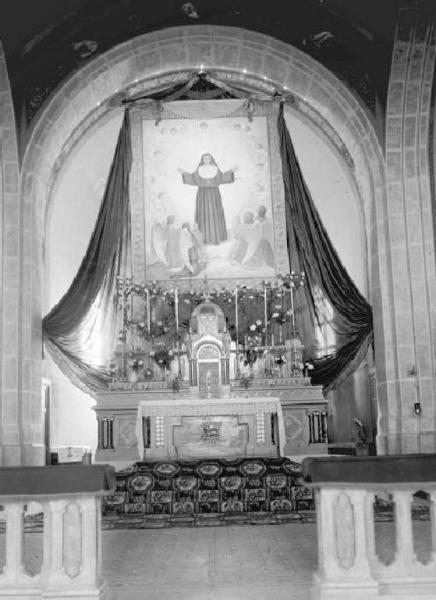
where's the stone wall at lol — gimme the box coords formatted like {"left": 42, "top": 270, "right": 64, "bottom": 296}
{"left": 380, "top": 5, "right": 436, "bottom": 453}
{"left": 0, "top": 43, "right": 44, "bottom": 466}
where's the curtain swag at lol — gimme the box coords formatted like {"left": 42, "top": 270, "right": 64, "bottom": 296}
{"left": 277, "top": 103, "right": 373, "bottom": 389}
{"left": 42, "top": 109, "right": 132, "bottom": 393}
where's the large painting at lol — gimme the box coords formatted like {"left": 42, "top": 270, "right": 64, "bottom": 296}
{"left": 129, "top": 99, "right": 288, "bottom": 285}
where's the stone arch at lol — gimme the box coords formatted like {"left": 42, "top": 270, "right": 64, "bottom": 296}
{"left": 17, "top": 25, "right": 389, "bottom": 464}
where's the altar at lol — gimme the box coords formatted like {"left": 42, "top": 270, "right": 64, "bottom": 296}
{"left": 94, "top": 297, "right": 328, "bottom": 470}
{"left": 135, "top": 396, "right": 285, "bottom": 461}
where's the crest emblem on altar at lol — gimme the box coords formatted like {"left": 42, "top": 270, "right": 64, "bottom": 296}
{"left": 200, "top": 417, "right": 221, "bottom": 444}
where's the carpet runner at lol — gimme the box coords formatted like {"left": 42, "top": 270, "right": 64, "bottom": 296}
{"left": 103, "top": 457, "right": 314, "bottom": 520}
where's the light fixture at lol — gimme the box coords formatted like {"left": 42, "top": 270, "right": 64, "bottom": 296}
{"left": 407, "top": 364, "right": 417, "bottom": 377}
{"left": 414, "top": 402, "right": 421, "bottom": 416}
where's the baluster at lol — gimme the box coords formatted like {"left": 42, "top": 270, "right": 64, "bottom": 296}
{"left": 312, "top": 488, "right": 378, "bottom": 599}
{"left": 350, "top": 489, "right": 375, "bottom": 574}
{"left": 392, "top": 489, "right": 416, "bottom": 569}
{"left": 314, "top": 488, "right": 338, "bottom": 578}
{"left": 3, "top": 502, "right": 26, "bottom": 582}
{"left": 365, "top": 490, "right": 380, "bottom": 572}
{"left": 78, "top": 497, "right": 100, "bottom": 586}
{"left": 45, "top": 499, "right": 67, "bottom": 586}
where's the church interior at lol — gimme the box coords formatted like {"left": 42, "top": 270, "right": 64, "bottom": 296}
{"left": 1, "top": 1, "right": 436, "bottom": 599}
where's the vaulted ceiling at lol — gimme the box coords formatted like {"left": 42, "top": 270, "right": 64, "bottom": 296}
{"left": 0, "top": 0, "right": 420, "bottom": 128}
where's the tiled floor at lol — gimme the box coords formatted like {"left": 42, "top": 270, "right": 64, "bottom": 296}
{"left": 104, "top": 523, "right": 317, "bottom": 600}
{"left": 1, "top": 518, "right": 433, "bottom": 599}
{"left": 0, "top": 522, "right": 317, "bottom": 600}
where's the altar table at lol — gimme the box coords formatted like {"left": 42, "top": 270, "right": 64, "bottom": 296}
{"left": 135, "top": 397, "right": 285, "bottom": 461}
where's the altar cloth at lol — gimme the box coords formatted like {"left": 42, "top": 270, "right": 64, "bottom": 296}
{"left": 135, "top": 396, "right": 286, "bottom": 459}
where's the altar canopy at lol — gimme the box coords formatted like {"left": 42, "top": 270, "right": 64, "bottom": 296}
{"left": 42, "top": 73, "right": 373, "bottom": 393}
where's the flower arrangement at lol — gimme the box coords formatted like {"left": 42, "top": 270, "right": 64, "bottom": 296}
{"left": 114, "top": 274, "right": 306, "bottom": 372}
{"left": 247, "top": 319, "right": 265, "bottom": 343}
{"left": 108, "top": 360, "right": 119, "bottom": 379}
{"left": 170, "top": 376, "right": 181, "bottom": 393}
{"left": 128, "top": 357, "right": 144, "bottom": 371}
{"left": 271, "top": 310, "right": 292, "bottom": 325}
{"left": 275, "top": 354, "right": 287, "bottom": 367}
{"left": 151, "top": 348, "right": 174, "bottom": 370}
{"left": 244, "top": 348, "right": 258, "bottom": 366}
{"left": 239, "top": 375, "right": 252, "bottom": 390}
{"left": 304, "top": 362, "right": 315, "bottom": 377}
{"left": 143, "top": 366, "right": 154, "bottom": 380}
{"left": 243, "top": 319, "right": 266, "bottom": 365}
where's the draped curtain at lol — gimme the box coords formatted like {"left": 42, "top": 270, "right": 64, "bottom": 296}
{"left": 42, "top": 92, "right": 372, "bottom": 394}
{"left": 277, "top": 104, "right": 373, "bottom": 389}
{"left": 43, "top": 109, "right": 132, "bottom": 393}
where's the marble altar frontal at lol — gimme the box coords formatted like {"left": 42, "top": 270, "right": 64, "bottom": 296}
{"left": 135, "top": 397, "right": 284, "bottom": 462}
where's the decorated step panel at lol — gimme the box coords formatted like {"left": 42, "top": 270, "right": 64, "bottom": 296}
{"left": 103, "top": 456, "right": 314, "bottom": 516}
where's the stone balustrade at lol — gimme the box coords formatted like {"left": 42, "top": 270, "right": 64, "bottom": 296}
{"left": 303, "top": 455, "right": 436, "bottom": 600}
{"left": 0, "top": 465, "right": 115, "bottom": 600}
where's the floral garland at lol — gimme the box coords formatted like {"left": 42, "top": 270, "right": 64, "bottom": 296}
{"left": 114, "top": 274, "right": 307, "bottom": 365}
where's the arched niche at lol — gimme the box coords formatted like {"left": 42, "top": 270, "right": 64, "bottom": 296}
{"left": 19, "top": 26, "right": 387, "bottom": 459}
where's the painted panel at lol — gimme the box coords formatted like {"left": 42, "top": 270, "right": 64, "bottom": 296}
{"left": 172, "top": 415, "right": 248, "bottom": 459}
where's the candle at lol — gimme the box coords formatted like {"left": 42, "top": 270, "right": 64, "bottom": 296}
{"left": 290, "top": 283, "right": 296, "bottom": 334}
{"left": 174, "top": 288, "right": 181, "bottom": 374}
{"left": 174, "top": 288, "right": 179, "bottom": 332}
{"left": 264, "top": 284, "right": 268, "bottom": 346}
{"left": 235, "top": 287, "right": 239, "bottom": 376}
{"left": 235, "top": 287, "right": 239, "bottom": 343}
{"left": 146, "top": 288, "right": 150, "bottom": 333}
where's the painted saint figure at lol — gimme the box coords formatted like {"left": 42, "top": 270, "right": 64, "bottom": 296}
{"left": 179, "top": 154, "right": 237, "bottom": 245}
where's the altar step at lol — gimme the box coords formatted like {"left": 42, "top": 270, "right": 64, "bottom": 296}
{"left": 103, "top": 456, "right": 314, "bottom": 518}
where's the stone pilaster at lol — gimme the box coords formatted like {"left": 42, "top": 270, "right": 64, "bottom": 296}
{"left": 0, "top": 43, "right": 44, "bottom": 465}
{"left": 380, "top": 3, "right": 436, "bottom": 453}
